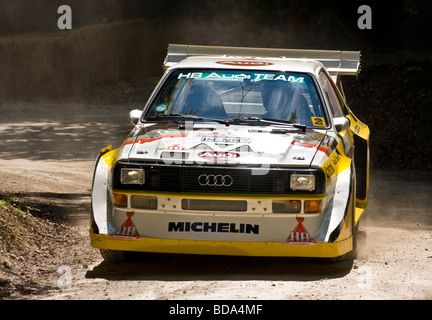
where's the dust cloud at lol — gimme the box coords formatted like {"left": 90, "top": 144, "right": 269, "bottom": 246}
{"left": 366, "top": 170, "right": 432, "bottom": 227}
{"left": 0, "top": 1, "right": 431, "bottom": 300}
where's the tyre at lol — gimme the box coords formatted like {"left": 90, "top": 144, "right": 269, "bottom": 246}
{"left": 347, "top": 220, "right": 360, "bottom": 260}
{"left": 100, "top": 249, "right": 128, "bottom": 263}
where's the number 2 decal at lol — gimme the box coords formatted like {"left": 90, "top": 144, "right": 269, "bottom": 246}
{"left": 311, "top": 117, "right": 326, "bottom": 127}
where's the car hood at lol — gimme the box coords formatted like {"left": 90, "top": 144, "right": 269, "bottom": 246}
{"left": 118, "top": 123, "right": 333, "bottom": 167}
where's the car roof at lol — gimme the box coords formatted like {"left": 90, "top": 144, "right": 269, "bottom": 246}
{"left": 168, "top": 56, "right": 324, "bottom": 76}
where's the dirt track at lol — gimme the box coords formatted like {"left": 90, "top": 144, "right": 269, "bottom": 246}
{"left": 1, "top": 101, "right": 431, "bottom": 300}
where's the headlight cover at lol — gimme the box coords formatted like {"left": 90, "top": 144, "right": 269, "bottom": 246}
{"left": 120, "top": 168, "right": 145, "bottom": 185}
{"left": 290, "top": 174, "right": 315, "bottom": 191}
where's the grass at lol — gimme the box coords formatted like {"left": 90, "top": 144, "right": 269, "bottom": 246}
{"left": 0, "top": 194, "right": 40, "bottom": 214}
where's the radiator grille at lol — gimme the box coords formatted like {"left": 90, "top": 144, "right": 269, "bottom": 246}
{"left": 113, "top": 162, "right": 325, "bottom": 194}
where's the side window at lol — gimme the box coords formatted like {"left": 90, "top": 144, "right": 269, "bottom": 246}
{"left": 318, "top": 72, "right": 344, "bottom": 118}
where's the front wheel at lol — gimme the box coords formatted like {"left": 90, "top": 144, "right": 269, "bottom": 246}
{"left": 100, "top": 249, "right": 129, "bottom": 263}
{"left": 347, "top": 220, "right": 360, "bottom": 260}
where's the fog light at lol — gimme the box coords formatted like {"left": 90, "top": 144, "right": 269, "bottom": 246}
{"left": 304, "top": 200, "right": 322, "bottom": 213}
{"left": 113, "top": 193, "right": 127, "bottom": 208}
{"left": 130, "top": 195, "right": 157, "bottom": 209}
{"left": 272, "top": 200, "right": 301, "bottom": 213}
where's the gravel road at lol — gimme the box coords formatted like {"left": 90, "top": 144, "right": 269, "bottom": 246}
{"left": 1, "top": 101, "right": 431, "bottom": 300}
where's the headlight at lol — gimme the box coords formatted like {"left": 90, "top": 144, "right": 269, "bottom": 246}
{"left": 290, "top": 174, "right": 315, "bottom": 191}
{"left": 120, "top": 168, "right": 145, "bottom": 185}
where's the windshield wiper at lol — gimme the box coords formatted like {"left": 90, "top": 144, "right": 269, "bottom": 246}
{"left": 261, "top": 117, "right": 307, "bottom": 132}
{"left": 223, "top": 117, "right": 307, "bottom": 132}
{"left": 148, "top": 114, "right": 203, "bottom": 120}
{"left": 147, "top": 114, "right": 230, "bottom": 126}
{"left": 147, "top": 115, "right": 307, "bottom": 132}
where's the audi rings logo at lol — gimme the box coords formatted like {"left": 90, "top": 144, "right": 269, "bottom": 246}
{"left": 198, "top": 174, "right": 233, "bottom": 187}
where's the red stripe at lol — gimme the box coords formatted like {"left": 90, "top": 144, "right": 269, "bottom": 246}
{"left": 123, "top": 133, "right": 187, "bottom": 146}
{"left": 291, "top": 140, "right": 330, "bottom": 157}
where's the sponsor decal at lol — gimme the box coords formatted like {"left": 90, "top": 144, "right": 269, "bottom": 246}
{"left": 311, "top": 117, "right": 326, "bottom": 127}
{"left": 168, "top": 222, "right": 259, "bottom": 234}
{"left": 200, "top": 136, "right": 251, "bottom": 144}
{"left": 286, "top": 217, "right": 315, "bottom": 243}
{"left": 156, "top": 104, "right": 168, "bottom": 112}
{"left": 177, "top": 72, "right": 304, "bottom": 83}
{"left": 253, "top": 73, "right": 304, "bottom": 83}
{"left": 198, "top": 151, "right": 240, "bottom": 161}
{"left": 159, "top": 143, "right": 187, "bottom": 151}
{"left": 114, "top": 211, "right": 140, "bottom": 239}
{"left": 353, "top": 124, "right": 361, "bottom": 135}
{"left": 216, "top": 60, "right": 273, "bottom": 67}
{"left": 332, "top": 153, "right": 341, "bottom": 165}
{"left": 325, "top": 163, "right": 335, "bottom": 178}
{"left": 197, "top": 132, "right": 252, "bottom": 144}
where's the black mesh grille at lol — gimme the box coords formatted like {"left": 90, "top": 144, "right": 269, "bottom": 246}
{"left": 113, "top": 162, "right": 325, "bottom": 194}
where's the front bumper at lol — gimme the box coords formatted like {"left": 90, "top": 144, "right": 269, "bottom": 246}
{"left": 90, "top": 230, "right": 352, "bottom": 258}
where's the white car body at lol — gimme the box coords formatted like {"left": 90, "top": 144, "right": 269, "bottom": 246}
{"left": 90, "top": 44, "right": 370, "bottom": 261}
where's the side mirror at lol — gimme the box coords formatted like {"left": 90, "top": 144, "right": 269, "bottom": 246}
{"left": 333, "top": 117, "right": 350, "bottom": 132}
{"left": 129, "top": 109, "right": 142, "bottom": 125}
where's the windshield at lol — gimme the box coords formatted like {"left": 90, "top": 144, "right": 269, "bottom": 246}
{"left": 144, "top": 69, "right": 328, "bottom": 128}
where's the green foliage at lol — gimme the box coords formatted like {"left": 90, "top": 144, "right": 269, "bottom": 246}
{"left": 0, "top": 194, "right": 40, "bottom": 214}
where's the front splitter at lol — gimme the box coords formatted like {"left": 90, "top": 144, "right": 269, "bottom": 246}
{"left": 90, "top": 231, "right": 352, "bottom": 258}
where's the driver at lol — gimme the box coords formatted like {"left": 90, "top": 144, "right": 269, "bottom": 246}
{"left": 261, "top": 81, "right": 293, "bottom": 120}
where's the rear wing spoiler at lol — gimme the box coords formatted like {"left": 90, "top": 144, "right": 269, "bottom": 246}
{"left": 164, "top": 44, "right": 361, "bottom": 81}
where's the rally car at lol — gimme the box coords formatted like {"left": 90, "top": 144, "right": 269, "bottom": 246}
{"left": 90, "top": 44, "right": 370, "bottom": 262}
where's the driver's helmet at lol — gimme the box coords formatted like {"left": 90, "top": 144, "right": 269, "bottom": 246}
{"left": 261, "top": 81, "right": 293, "bottom": 119}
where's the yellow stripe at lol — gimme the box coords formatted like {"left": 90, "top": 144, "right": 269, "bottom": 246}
{"left": 112, "top": 189, "right": 326, "bottom": 201}
{"left": 354, "top": 207, "right": 365, "bottom": 226}
{"left": 90, "top": 231, "right": 352, "bottom": 258}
